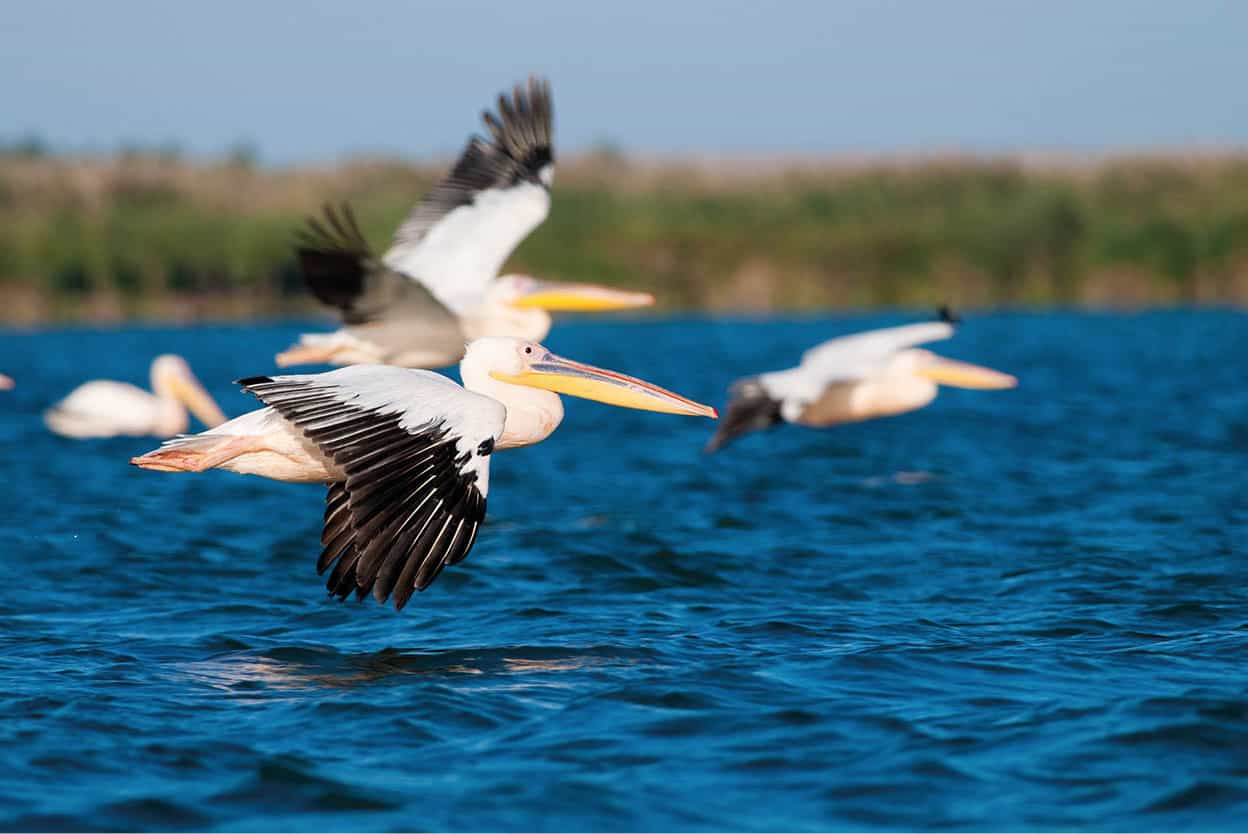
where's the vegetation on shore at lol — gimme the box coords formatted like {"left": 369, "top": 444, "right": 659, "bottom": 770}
{"left": 3, "top": 146, "right": 1248, "bottom": 323}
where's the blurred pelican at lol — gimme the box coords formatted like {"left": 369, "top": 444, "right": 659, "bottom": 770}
{"left": 705, "top": 312, "right": 1017, "bottom": 452}
{"left": 44, "top": 355, "right": 227, "bottom": 439}
{"left": 133, "top": 337, "right": 716, "bottom": 609}
{"left": 276, "top": 77, "right": 654, "bottom": 369}
{"left": 0, "top": 374, "right": 13, "bottom": 390}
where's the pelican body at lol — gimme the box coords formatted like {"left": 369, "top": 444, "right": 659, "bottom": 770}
{"left": 706, "top": 316, "right": 1017, "bottom": 452}
{"left": 277, "top": 77, "right": 653, "bottom": 370}
{"left": 45, "top": 355, "right": 226, "bottom": 439}
{"left": 133, "top": 338, "right": 716, "bottom": 610}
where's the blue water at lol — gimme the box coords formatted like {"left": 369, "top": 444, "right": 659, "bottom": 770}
{"left": 1, "top": 312, "right": 1246, "bottom": 831}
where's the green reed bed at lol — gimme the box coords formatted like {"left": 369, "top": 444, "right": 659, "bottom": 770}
{"left": 2, "top": 151, "right": 1247, "bottom": 321}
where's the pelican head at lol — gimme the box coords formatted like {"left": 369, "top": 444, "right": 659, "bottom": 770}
{"left": 464, "top": 337, "right": 715, "bottom": 417}
{"left": 491, "top": 275, "right": 656, "bottom": 314}
{"left": 459, "top": 337, "right": 713, "bottom": 449}
{"left": 150, "top": 355, "right": 228, "bottom": 428}
{"left": 704, "top": 377, "right": 785, "bottom": 453}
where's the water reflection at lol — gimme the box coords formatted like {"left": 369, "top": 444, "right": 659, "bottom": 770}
{"left": 862, "top": 470, "right": 937, "bottom": 487}
{"left": 174, "top": 645, "right": 641, "bottom": 692}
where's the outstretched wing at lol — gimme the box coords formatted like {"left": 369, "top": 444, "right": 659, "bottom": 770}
{"left": 239, "top": 366, "right": 505, "bottom": 609}
{"left": 383, "top": 76, "right": 554, "bottom": 315}
{"left": 297, "top": 202, "right": 463, "bottom": 327}
{"left": 799, "top": 321, "right": 955, "bottom": 384}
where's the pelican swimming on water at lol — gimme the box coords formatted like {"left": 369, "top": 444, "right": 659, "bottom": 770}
{"left": 705, "top": 313, "right": 1017, "bottom": 452}
{"left": 276, "top": 76, "right": 654, "bottom": 369}
{"left": 133, "top": 337, "right": 716, "bottom": 610}
{"left": 45, "top": 354, "right": 227, "bottom": 439}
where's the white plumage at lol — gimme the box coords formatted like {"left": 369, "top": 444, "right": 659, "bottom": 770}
{"left": 133, "top": 337, "right": 716, "bottom": 610}
{"left": 758, "top": 321, "right": 957, "bottom": 419}
{"left": 706, "top": 317, "right": 1017, "bottom": 452}
{"left": 797, "top": 321, "right": 954, "bottom": 384}
{"left": 151, "top": 366, "right": 504, "bottom": 486}
{"left": 385, "top": 179, "right": 553, "bottom": 317}
{"left": 44, "top": 355, "right": 226, "bottom": 439}
{"left": 47, "top": 381, "right": 177, "bottom": 438}
{"left": 277, "top": 79, "right": 653, "bottom": 370}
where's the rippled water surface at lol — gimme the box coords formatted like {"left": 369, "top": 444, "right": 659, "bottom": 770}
{"left": 1, "top": 312, "right": 1246, "bottom": 831}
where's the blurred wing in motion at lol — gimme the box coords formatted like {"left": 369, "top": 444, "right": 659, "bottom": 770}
{"left": 239, "top": 366, "right": 504, "bottom": 609}
{"left": 298, "top": 203, "right": 460, "bottom": 329}
{"left": 799, "top": 321, "right": 954, "bottom": 385}
{"left": 706, "top": 319, "right": 960, "bottom": 452}
{"left": 383, "top": 76, "right": 554, "bottom": 315}
{"left": 297, "top": 203, "right": 466, "bottom": 362}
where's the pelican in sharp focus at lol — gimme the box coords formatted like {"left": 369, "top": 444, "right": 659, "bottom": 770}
{"left": 132, "top": 337, "right": 716, "bottom": 610}
{"left": 45, "top": 354, "right": 227, "bottom": 439}
{"left": 276, "top": 76, "right": 654, "bottom": 369}
{"left": 705, "top": 313, "right": 1017, "bottom": 453}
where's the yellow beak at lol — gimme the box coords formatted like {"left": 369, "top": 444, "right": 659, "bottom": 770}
{"left": 171, "top": 375, "right": 228, "bottom": 427}
{"left": 920, "top": 357, "right": 1018, "bottom": 390}
{"left": 492, "top": 353, "right": 717, "bottom": 418}
{"left": 508, "top": 281, "right": 656, "bottom": 312}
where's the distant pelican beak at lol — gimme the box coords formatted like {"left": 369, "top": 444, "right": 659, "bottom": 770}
{"left": 509, "top": 280, "right": 656, "bottom": 312}
{"left": 920, "top": 357, "right": 1018, "bottom": 390}
{"left": 492, "top": 352, "right": 717, "bottom": 418}
{"left": 171, "top": 374, "right": 228, "bottom": 428}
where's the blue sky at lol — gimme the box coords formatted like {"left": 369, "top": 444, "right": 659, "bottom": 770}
{"left": 4, "top": 0, "right": 1245, "bottom": 164}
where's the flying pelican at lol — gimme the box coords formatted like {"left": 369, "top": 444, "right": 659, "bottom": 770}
{"left": 132, "top": 337, "right": 716, "bottom": 609}
{"left": 276, "top": 77, "right": 654, "bottom": 369}
{"left": 705, "top": 313, "right": 1017, "bottom": 452}
{"left": 44, "top": 355, "right": 227, "bottom": 439}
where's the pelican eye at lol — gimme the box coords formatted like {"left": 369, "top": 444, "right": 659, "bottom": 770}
{"left": 523, "top": 345, "right": 534, "bottom": 355}
{"left": 477, "top": 438, "right": 494, "bottom": 456}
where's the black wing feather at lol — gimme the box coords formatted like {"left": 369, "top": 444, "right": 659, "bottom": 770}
{"left": 295, "top": 203, "right": 375, "bottom": 322}
{"left": 390, "top": 75, "right": 553, "bottom": 248}
{"left": 296, "top": 202, "right": 460, "bottom": 335}
{"left": 240, "top": 376, "right": 489, "bottom": 609}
